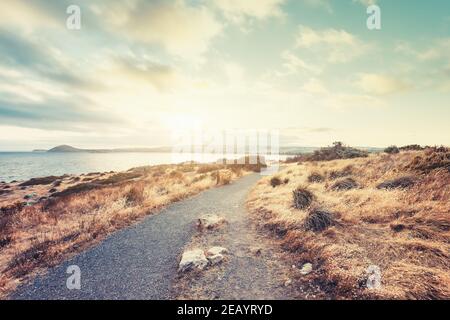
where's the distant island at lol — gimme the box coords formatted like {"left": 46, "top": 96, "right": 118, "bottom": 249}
{"left": 37, "top": 145, "right": 173, "bottom": 153}
{"left": 33, "top": 144, "right": 384, "bottom": 155}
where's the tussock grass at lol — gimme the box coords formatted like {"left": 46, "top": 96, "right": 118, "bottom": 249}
{"left": 307, "top": 172, "right": 324, "bottom": 183}
{"left": 293, "top": 187, "right": 314, "bottom": 210}
{"left": 376, "top": 176, "right": 415, "bottom": 190}
{"left": 304, "top": 209, "right": 336, "bottom": 232}
{"left": 330, "top": 178, "right": 358, "bottom": 191}
{"left": 270, "top": 177, "right": 283, "bottom": 188}
{"left": 247, "top": 150, "right": 450, "bottom": 299}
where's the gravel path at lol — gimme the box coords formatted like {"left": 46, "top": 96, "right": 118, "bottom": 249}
{"left": 11, "top": 174, "right": 263, "bottom": 300}
{"left": 174, "top": 179, "right": 302, "bottom": 300}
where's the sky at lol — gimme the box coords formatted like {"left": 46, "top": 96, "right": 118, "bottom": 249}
{"left": 0, "top": 0, "right": 449, "bottom": 151}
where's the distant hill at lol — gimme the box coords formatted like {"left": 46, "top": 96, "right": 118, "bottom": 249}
{"left": 45, "top": 145, "right": 172, "bottom": 153}
{"left": 42, "top": 144, "right": 384, "bottom": 155}
{"left": 48, "top": 145, "right": 84, "bottom": 152}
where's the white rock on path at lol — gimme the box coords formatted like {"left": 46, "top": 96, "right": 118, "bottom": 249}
{"left": 178, "top": 249, "right": 208, "bottom": 272}
{"left": 206, "top": 246, "right": 229, "bottom": 266}
{"left": 300, "top": 263, "right": 313, "bottom": 275}
{"left": 197, "top": 214, "right": 226, "bottom": 230}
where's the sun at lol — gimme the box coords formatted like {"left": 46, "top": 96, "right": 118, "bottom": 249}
{"left": 163, "top": 114, "right": 204, "bottom": 133}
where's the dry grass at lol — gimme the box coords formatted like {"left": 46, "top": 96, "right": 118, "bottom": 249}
{"left": 0, "top": 162, "right": 255, "bottom": 298}
{"left": 247, "top": 149, "right": 450, "bottom": 299}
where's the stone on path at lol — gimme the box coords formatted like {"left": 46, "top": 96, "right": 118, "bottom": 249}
{"left": 300, "top": 263, "right": 313, "bottom": 275}
{"left": 197, "top": 214, "right": 226, "bottom": 231}
{"left": 206, "top": 246, "right": 229, "bottom": 266}
{"left": 179, "top": 249, "right": 208, "bottom": 272}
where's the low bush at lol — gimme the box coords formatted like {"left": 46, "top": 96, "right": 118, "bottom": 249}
{"left": 293, "top": 187, "right": 314, "bottom": 209}
{"left": 329, "top": 165, "right": 353, "bottom": 180}
{"left": 307, "top": 142, "right": 368, "bottom": 162}
{"left": 304, "top": 209, "right": 336, "bottom": 232}
{"left": 331, "top": 178, "right": 358, "bottom": 191}
{"left": 307, "top": 172, "right": 324, "bottom": 183}
{"left": 384, "top": 145, "right": 400, "bottom": 154}
{"left": 376, "top": 176, "right": 415, "bottom": 190}
{"left": 270, "top": 177, "right": 282, "bottom": 188}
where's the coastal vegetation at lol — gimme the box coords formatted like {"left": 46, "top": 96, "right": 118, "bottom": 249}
{"left": 247, "top": 145, "right": 449, "bottom": 299}
{"left": 0, "top": 159, "right": 265, "bottom": 298}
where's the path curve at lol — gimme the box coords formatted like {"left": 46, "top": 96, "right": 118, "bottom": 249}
{"left": 11, "top": 174, "right": 263, "bottom": 300}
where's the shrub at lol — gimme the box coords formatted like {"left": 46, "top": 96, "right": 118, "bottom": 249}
{"left": 169, "top": 170, "right": 184, "bottom": 179}
{"left": 197, "top": 164, "right": 221, "bottom": 174}
{"left": 270, "top": 177, "right": 282, "bottom": 188}
{"left": 192, "top": 174, "right": 208, "bottom": 183}
{"left": 331, "top": 178, "right": 358, "bottom": 191}
{"left": 384, "top": 145, "right": 400, "bottom": 154}
{"left": 293, "top": 187, "right": 314, "bottom": 209}
{"left": 307, "top": 142, "right": 368, "bottom": 162}
{"left": 304, "top": 209, "right": 336, "bottom": 232}
{"left": 307, "top": 172, "right": 324, "bottom": 183}
{"left": 329, "top": 165, "right": 353, "bottom": 180}
{"left": 125, "top": 184, "right": 145, "bottom": 205}
{"left": 220, "top": 171, "right": 232, "bottom": 185}
{"left": 376, "top": 176, "right": 415, "bottom": 190}
{"left": 285, "top": 155, "right": 307, "bottom": 163}
{"left": 406, "top": 148, "right": 449, "bottom": 173}
{"left": 19, "top": 176, "right": 63, "bottom": 187}
{"left": 229, "top": 165, "right": 243, "bottom": 177}
{"left": 400, "top": 144, "right": 424, "bottom": 151}
{"left": 92, "top": 172, "right": 142, "bottom": 185}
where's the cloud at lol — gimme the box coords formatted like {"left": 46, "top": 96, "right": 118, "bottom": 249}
{"left": 0, "top": 96, "right": 123, "bottom": 131}
{"left": 0, "top": 30, "right": 91, "bottom": 88}
{"left": 281, "top": 51, "right": 322, "bottom": 74}
{"left": 356, "top": 73, "right": 410, "bottom": 95}
{"left": 96, "top": 0, "right": 222, "bottom": 58}
{"left": 395, "top": 38, "right": 450, "bottom": 61}
{"left": 302, "top": 78, "right": 328, "bottom": 94}
{"left": 331, "top": 93, "right": 384, "bottom": 109}
{"left": 212, "top": 0, "right": 285, "bottom": 22}
{"left": 353, "top": 0, "right": 377, "bottom": 6}
{"left": 111, "top": 55, "right": 180, "bottom": 92}
{"left": 0, "top": 0, "right": 61, "bottom": 31}
{"left": 295, "top": 25, "right": 367, "bottom": 63}
{"left": 302, "top": 0, "right": 333, "bottom": 13}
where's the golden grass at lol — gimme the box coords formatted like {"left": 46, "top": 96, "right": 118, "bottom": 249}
{"left": 247, "top": 150, "right": 450, "bottom": 299}
{"left": 0, "top": 162, "right": 256, "bottom": 298}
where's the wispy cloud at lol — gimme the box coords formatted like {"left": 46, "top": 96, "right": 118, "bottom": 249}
{"left": 356, "top": 73, "right": 410, "bottom": 96}
{"left": 0, "top": 97, "right": 123, "bottom": 131}
{"left": 295, "top": 25, "right": 368, "bottom": 63}
{"left": 212, "top": 0, "right": 286, "bottom": 23}
{"left": 93, "top": 0, "right": 222, "bottom": 58}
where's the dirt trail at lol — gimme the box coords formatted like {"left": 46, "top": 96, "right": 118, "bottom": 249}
{"left": 174, "top": 178, "right": 305, "bottom": 300}
{"left": 11, "top": 173, "right": 305, "bottom": 300}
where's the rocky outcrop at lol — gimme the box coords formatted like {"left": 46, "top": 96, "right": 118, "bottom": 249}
{"left": 206, "top": 246, "right": 228, "bottom": 265}
{"left": 178, "top": 249, "right": 209, "bottom": 272}
{"left": 179, "top": 247, "right": 229, "bottom": 272}
{"left": 197, "top": 214, "right": 226, "bottom": 231}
